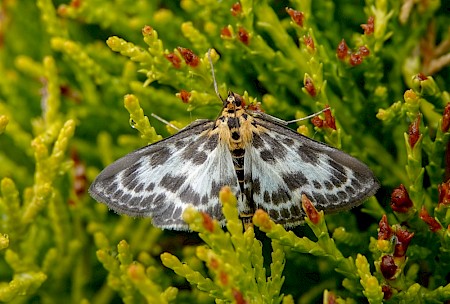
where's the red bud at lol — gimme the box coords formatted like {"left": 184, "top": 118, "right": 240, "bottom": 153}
{"left": 237, "top": 27, "right": 250, "bottom": 45}
{"left": 380, "top": 255, "right": 397, "bottom": 279}
{"left": 337, "top": 39, "right": 349, "bottom": 60}
{"left": 301, "top": 194, "right": 320, "bottom": 224}
{"left": 419, "top": 206, "right": 442, "bottom": 232}
{"left": 361, "top": 16, "right": 374, "bottom": 35}
{"left": 286, "top": 8, "right": 304, "bottom": 27}
{"left": 201, "top": 212, "right": 214, "bottom": 232}
{"left": 390, "top": 184, "right": 413, "bottom": 213}
{"left": 408, "top": 114, "right": 421, "bottom": 148}
{"left": 438, "top": 180, "right": 450, "bottom": 206}
{"left": 177, "top": 47, "right": 199, "bottom": 67}
{"left": 230, "top": 2, "right": 241, "bottom": 16}
{"left": 304, "top": 77, "right": 316, "bottom": 97}
{"left": 164, "top": 53, "right": 181, "bottom": 69}
{"left": 378, "top": 215, "right": 393, "bottom": 240}
{"left": 394, "top": 227, "right": 414, "bottom": 257}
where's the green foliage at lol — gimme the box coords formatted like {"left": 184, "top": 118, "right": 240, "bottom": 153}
{"left": 0, "top": 0, "right": 450, "bottom": 303}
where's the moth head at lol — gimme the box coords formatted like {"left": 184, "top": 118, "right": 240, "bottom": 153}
{"left": 225, "top": 91, "right": 244, "bottom": 109}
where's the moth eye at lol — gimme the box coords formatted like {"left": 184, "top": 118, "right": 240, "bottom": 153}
{"left": 234, "top": 95, "right": 242, "bottom": 107}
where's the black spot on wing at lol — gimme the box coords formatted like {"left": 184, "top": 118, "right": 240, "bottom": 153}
{"left": 269, "top": 209, "right": 280, "bottom": 221}
{"left": 324, "top": 181, "right": 333, "bottom": 190}
{"left": 252, "top": 133, "right": 265, "bottom": 148}
{"left": 204, "top": 133, "right": 219, "bottom": 151}
{"left": 337, "top": 191, "right": 347, "bottom": 200}
{"left": 312, "top": 193, "right": 328, "bottom": 207}
{"left": 259, "top": 133, "right": 288, "bottom": 160}
{"left": 175, "top": 140, "right": 188, "bottom": 149}
{"left": 122, "top": 176, "right": 139, "bottom": 190}
{"left": 153, "top": 193, "right": 166, "bottom": 205}
{"left": 289, "top": 204, "right": 303, "bottom": 217}
{"left": 146, "top": 183, "right": 155, "bottom": 191}
{"left": 150, "top": 147, "right": 171, "bottom": 166}
{"left": 282, "top": 172, "right": 308, "bottom": 190}
{"left": 172, "top": 207, "right": 183, "bottom": 219}
{"left": 313, "top": 180, "right": 322, "bottom": 189}
{"left": 128, "top": 196, "right": 143, "bottom": 207}
{"left": 160, "top": 174, "right": 186, "bottom": 192}
{"left": 326, "top": 193, "right": 338, "bottom": 203}
{"left": 253, "top": 178, "right": 261, "bottom": 194}
{"left": 280, "top": 208, "right": 290, "bottom": 219}
{"left": 263, "top": 191, "right": 270, "bottom": 202}
{"left": 271, "top": 189, "right": 292, "bottom": 205}
{"left": 345, "top": 186, "right": 356, "bottom": 195}
{"left": 123, "top": 162, "right": 142, "bottom": 178}
{"left": 179, "top": 185, "right": 201, "bottom": 205}
{"left": 134, "top": 183, "right": 144, "bottom": 192}
{"left": 260, "top": 150, "right": 276, "bottom": 163}
{"left": 192, "top": 151, "right": 208, "bottom": 165}
{"left": 297, "top": 145, "right": 320, "bottom": 164}
{"left": 282, "top": 137, "right": 295, "bottom": 146}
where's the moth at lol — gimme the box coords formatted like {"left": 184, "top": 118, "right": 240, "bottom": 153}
{"left": 89, "top": 91, "right": 379, "bottom": 230}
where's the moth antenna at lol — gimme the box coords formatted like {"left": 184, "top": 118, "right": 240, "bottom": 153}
{"left": 207, "top": 48, "right": 224, "bottom": 102}
{"left": 150, "top": 113, "right": 181, "bottom": 131}
{"left": 286, "top": 106, "right": 331, "bottom": 124}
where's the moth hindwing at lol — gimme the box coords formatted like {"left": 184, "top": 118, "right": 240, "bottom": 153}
{"left": 89, "top": 92, "right": 379, "bottom": 230}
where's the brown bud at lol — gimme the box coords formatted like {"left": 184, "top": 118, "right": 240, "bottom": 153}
{"left": 438, "top": 180, "right": 450, "bottom": 206}
{"left": 142, "top": 25, "right": 153, "bottom": 36}
{"left": 419, "top": 206, "right": 442, "bottom": 232}
{"left": 301, "top": 194, "right": 320, "bottom": 224}
{"left": 237, "top": 27, "right": 250, "bottom": 45}
{"left": 230, "top": 2, "right": 241, "bottom": 16}
{"left": 177, "top": 47, "right": 199, "bottom": 67}
{"left": 382, "top": 285, "right": 393, "bottom": 300}
{"left": 178, "top": 90, "right": 191, "bottom": 103}
{"left": 441, "top": 103, "right": 450, "bottom": 132}
{"left": 219, "top": 271, "right": 228, "bottom": 285}
{"left": 416, "top": 73, "right": 427, "bottom": 81}
{"left": 394, "top": 227, "right": 414, "bottom": 257}
{"left": 209, "top": 257, "right": 219, "bottom": 269}
{"left": 164, "top": 53, "right": 181, "bottom": 69}
{"left": 311, "top": 116, "right": 324, "bottom": 128}
{"left": 232, "top": 288, "right": 247, "bottom": 304}
{"left": 221, "top": 26, "right": 232, "bottom": 38}
{"left": 323, "top": 106, "right": 336, "bottom": 130}
{"left": 390, "top": 184, "right": 413, "bottom": 213}
{"left": 349, "top": 53, "right": 363, "bottom": 66}
{"left": 337, "top": 39, "right": 349, "bottom": 60}
{"left": 378, "top": 214, "right": 393, "bottom": 240}
{"left": 380, "top": 255, "right": 397, "bottom": 280}
{"left": 408, "top": 114, "right": 421, "bottom": 148}
{"left": 303, "top": 35, "right": 315, "bottom": 51}
{"left": 286, "top": 7, "right": 304, "bottom": 27}
{"left": 201, "top": 212, "right": 214, "bottom": 232}
{"left": 304, "top": 77, "right": 316, "bottom": 97}
{"left": 359, "top": 45, "right": 370, "bottom": 57}
{"left": 361, "top": 16, "right": 374, "bottom": 35}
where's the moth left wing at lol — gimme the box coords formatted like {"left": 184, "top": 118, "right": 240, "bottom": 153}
{"left": 244, "top": 118, "right": 379, "bottom": 227}
{"left": 89, "top": 119, "right": 241, "bottom": 230}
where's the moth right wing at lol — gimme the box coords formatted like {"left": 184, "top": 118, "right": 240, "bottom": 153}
{"left": 244, "top": 117, "right": 379, "bottom": 227}
{"left": 89, "top": 119, "right": 241, "bottom": 230}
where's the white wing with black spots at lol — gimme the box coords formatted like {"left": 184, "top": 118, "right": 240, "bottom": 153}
{"left": 243, "top": 117, "right": 379, "bottom": 227}
{"left": 89, "top": 120, "right": 241, "bottom": 230}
